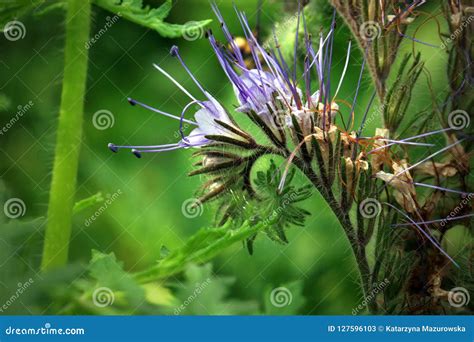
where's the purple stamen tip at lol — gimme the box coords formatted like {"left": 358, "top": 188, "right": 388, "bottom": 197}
{"left": 131, "top": 149, "right": 142, "bottom": 158}
{"left": 108, "top": 143, "right": 118, "bottom": 153}
{"left": 170, "top": 45, "right": 179, "bottom": 57}
{"left": 128, "top": 98, "right": 137, "bottom": 106}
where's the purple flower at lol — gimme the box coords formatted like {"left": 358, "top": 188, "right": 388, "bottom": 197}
{"left": 109, "top": 3, "right": 353, "bottom": 157}
{"left": 108, "top": 45, "right": 249, "bottom": 158}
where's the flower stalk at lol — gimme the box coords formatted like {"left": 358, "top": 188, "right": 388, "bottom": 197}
{"left": 41, "top": 0, "right": 91, "bottom": 271}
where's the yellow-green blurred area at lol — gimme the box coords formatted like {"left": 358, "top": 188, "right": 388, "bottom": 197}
{"left": 0, "top": 0, "right": 454, "bottom": 314}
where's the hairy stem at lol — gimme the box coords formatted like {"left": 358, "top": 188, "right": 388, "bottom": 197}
{"left": 293, "top": 157, "right": 373, "bottom": 312}
{"left": 41, "top": 0, "right": 91, "bottom": 271}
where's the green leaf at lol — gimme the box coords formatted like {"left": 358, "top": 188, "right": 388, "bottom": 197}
{"left": 383, "top": 53, "right": 424, "bottom": 134}
{"left": 0, "top": 0, "right": 40, "bottom": 25}
{"left": 73, "top": 192, "right": 104, "bottom": 215}
{"left": 253, "top": 160, "right": 312, "bottom": 232}
{"left": 169, "top": 264, "right": 258, "bottom": 315}
{"left": 88, "top": 250, "right": 145, "bottom": 307}
{"left": 0, "top": 0, "right": 65, "bottom": 26}
{"left": 215, "top": 160, "right": 312, "bottom": 248}
{"left": 92, "top": 0, "right": 212, "bottom": 38}
{"left": 133, "top": 220, "right": 266, "bottom": 284}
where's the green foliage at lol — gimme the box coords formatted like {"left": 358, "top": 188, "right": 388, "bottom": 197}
{"left": 93, "top": 0, "right": 212, "bottom": 38}
{"left": 214, "top": 160, "right": 312, "bottom": 252}
{"left": 253, "top": 161, "right": 312, "bottom": 242}
{"left": 0, "top": 0, "right": 64, "bottom": 25}
{"left": 0, "top": 218, "right": 44, "bottom": 279}
{"left": 168, "top": 263, "right": 259, "bottom": 315}
{"left": 383, "top": 53, "right": 424, "bottom": 134}
{"left": 0, "top": 0, "right": 211, "bottom": 40}
{"left": 133, "top": 220, "right": 266, "bottom": 284}
{"left": 2, "top": 0, "right": 471, "bottom": 316}
{"left": 73, "top": 192, "right": 104, "bottom": 215}
{"left": 88, "top": 250, "right": 145, "bottom": 307}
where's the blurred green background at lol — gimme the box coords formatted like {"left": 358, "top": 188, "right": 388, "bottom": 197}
{"left": 0, "top": 0, "right": 451, "bottom": 314}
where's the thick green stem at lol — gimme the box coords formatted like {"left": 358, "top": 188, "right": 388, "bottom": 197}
{"left": 41, "top": 0, "right": 91, "bottom": 271}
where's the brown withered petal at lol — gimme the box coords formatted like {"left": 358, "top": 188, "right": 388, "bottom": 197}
{"left": 415, "top": 161, "right": 458, "bottom": 178}
{"left": 375, "top": 164, "right": 418, "bottom": 213}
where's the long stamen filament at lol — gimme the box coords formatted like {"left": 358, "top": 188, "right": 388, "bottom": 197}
{"left": 153, "top": 63, "right": 202, "bottom": 106}
{"left": 108, "top": 142, "right": 179, "bottom": 153}
{"left": 170, "top": 46, "right": 208, "bottom": 96}
{"left": 333, "top": 40, "right": 352, "bottom": 100}
{"left": 392, "top": 213, "right": 474, "bottom": 227}
{"left": 278, "top": 134, "right": 312, "bottom": 192}
{"left": 131, "top": 145, "right": 183, "bottom": 158}
{"left": 384, "top": 202, "right": 459, "bottom": 267}
{"left": 367, "top": 128, "right": 452, "bottom": 154}
{"left": 128, "top": 98, "right": 197, "bottom": 125}
{"left": 412, "top": 182, "right": 474, "bottom": 196}
{"left": 393, "top": 138, "right": 465, "bottom": 179}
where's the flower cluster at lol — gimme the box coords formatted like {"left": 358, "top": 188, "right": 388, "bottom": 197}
{"left": 108, "top": 3, "right": 471, "bottom": 269}
{"left": 108, "top": 4, "right": 352, "bottom": 157}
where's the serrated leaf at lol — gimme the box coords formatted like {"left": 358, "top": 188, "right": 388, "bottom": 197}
{"left": 92, "top": 0, "right": 212, "bottom": 38}
{"left": 0, "top": 0, "right": 65, "bottom": 26}
{"left": 169, "top": 263, "right": 258, "bottom": 315}
{"left": 88, "top": 250, "right": 145, "bottom": 306}
{"left": 133, "top": 220, "right": 266, "bottom": 283}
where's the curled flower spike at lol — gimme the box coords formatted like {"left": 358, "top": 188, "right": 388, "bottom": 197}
{"left": 109, "top": 3, "right": 354, "bottom": 163}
